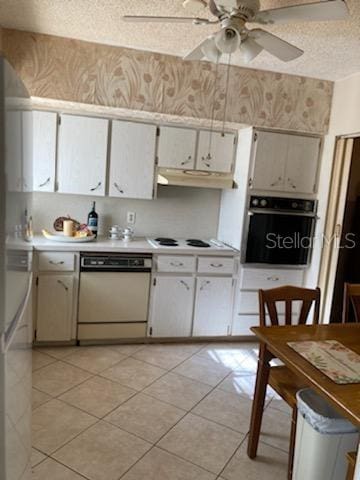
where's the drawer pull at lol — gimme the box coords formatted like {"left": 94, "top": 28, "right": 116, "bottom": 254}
{"left": 39, "top": 177, "right": 51, "bottom": 188}
{"left": 114, "top": 182, "right": 124, "bottom": 194}
{"left": 267, "top": 276, "right": 279, "bottom": 281}
{"left": 57, "top": 280, "right": 69, "bottom": 291}
{"left": 181, "top": 155, "right": 192, "bottom": 166}
{"left": 210, "top": 263, "right": 223, "bottom": 268}
{"left": 90, "top": 181, "right": 102, "bottom": 192}
{"left": 49, "top": 260, "right": 65, "bottom": 265}
{"left": 200, "top": 280, "right": 211, "bottom": 291}
{"left": 179, "top": 280, "right": 190, "bottom": 291}
{"left": 170, "top": 262, "right": 184, "bottom": 267}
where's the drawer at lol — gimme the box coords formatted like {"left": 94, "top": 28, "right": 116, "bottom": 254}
{"left": 232, "top": 313, "right": 301, "bottom": 335}
{"left": 38, "top": 252, "right": 75, "bottom": 272}
{"left": 197, "top": 256, "right": 234, "bottom": 275}
{"left": 232, "top": 314, "right": 258, "bottom": 336}
{"left": 237, "top": 291, "right": 301, "bottom": 315}
{"left": 157, "top": 255, "right": 195, "bottom": 273}
{"left": 239, "top": 267, "right": 303, "bottom": 290}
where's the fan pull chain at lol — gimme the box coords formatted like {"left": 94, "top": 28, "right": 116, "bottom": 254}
{"left": 207, "top": 52, "right": 220, "bottom": 162}
{"left": 222, "top": 52, "right": 232, "bottom": 136}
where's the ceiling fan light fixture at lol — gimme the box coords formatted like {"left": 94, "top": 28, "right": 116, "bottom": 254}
{"left": 201, "top": 37, "right": 222, "bottom": 62}
{"left": 240, "top": 37, "right": 263, "bottom": 63}
{"left": 215, "top": 27, "right": 241, "bottom": 53}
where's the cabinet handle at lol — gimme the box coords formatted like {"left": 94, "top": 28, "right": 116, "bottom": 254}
{"left": 179, "top": 280, "right": 190, "bottom": 290}
{"left": 39, "top": 177, "right": 51, "bottom": 188}
{"left": 57, "top": 279, "right": 68, "bottom": 291}
{"left": 181, "top": 155, "right": 192, "bottom": 166}
{"left": 287, "top": 178, "right": 297, "bottom": 189}
{"left": 267, "top": 276, "right": 279, "bottom": 281}
{"left": 90, "top": 181, "right": 102, "bottom": 192}
{"left": 201, "top": 156, "right": 211, "bottom": 168}
{"left": 210, "top": 263, "right": 223, "bottom": 268}
{"left": 114, "top": 182, "right": 124, "bottom": 194}
{"left": 200, "top": 280, "right": 211, "bottom": 291}
{"left": 270, "top": 176, "right": 282, "bottom": 187}
{"left": 49, "top": 260, "right": 65, "bottom": 265}
{"left": 170, "top": 262, "right": 184, "bottom": 267}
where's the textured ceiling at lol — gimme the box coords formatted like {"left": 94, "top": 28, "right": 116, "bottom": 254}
{"left": 0, "top": 0, "right": 359, "bottom": 80}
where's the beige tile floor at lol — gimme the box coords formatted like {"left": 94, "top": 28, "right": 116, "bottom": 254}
{"left": 31, "top": 342, "right": 290, "bottom": 480}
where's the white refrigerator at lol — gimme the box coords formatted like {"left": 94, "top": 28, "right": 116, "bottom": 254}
{"left": 0, "top": 57, "right": 33, "bottom": 480}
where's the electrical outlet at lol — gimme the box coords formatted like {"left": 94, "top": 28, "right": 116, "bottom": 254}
{"left": 127, "top": 212, "right": 136, "bottom": 225}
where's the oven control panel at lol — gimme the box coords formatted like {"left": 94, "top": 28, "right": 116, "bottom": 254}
{"left": 249, "top": 196, "right": 316, "bottom": 214}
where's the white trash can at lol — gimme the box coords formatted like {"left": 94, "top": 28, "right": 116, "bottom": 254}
{"left": 293, "top": 389, "right": 359, "bottom": 480}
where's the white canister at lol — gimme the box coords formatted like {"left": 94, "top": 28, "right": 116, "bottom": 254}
{"left": 63, "top": 220, "right": 74, "bottom": 237}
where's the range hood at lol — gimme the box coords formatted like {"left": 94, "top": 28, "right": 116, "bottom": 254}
{"left": 157, "top": 168, "right": 234, "bottom": 189}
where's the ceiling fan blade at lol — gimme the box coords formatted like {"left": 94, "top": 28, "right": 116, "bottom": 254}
{"left": 122, "top": 15, "right": 212, "bottom": 24}
{"left": 249, "top": 29, "right": 303, "bottom": 62}
{"left": 254, "top": 0, "right": 349, "bottom": 25}
{"left": 240, "top": 37, "right": 263, "bottom": 63}
{"left": 209, "top": 0, "right": 222, "bottom": 18}
{"left": 183, "top": 36, "right": 221, "bottom": 62}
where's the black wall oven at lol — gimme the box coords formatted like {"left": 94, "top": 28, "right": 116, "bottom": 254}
{"left": 243, "top": 196, "right": 317, "bottom": 266}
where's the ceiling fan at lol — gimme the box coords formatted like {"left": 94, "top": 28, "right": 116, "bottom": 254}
{"left": 123, "top": 0, "right": 349, "bottom": 63}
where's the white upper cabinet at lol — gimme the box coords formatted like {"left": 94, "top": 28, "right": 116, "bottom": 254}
{"left": 250, "top": 130, "right": 321, "bottom": 194}
{"left": 157, "top": 126, "right": 197, "bottom": 170}
{"left": 196, "top": 130, "right": 235, "bottom": 173}
{"left": 5, "top": 110, "right": 22, "bottom": 192}
{"left": 109, "top": 121, "right": 157, "bottom": 199}
{"left": 33, "top": 111, "right": 57, "bottom": 192}
{"left": 22, "top": 111, "right": 33, "bottom": 192}
{"left": 285, "top": 135, "right": 321, "bottom": 194}
{"left": 250, "top": 131, "right": 288, "bottom": 191}
{"left": 150, "top": 276, "right": 195, "bottom": 337}
{"left": 57, "top": 114, "right": 108, "bottom": 196}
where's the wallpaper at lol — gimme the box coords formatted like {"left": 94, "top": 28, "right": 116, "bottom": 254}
{"left": 1, "top": 29, "right": 333, "bottom": 134}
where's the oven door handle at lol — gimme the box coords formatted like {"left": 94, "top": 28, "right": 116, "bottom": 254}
{"left": 248, "top": 209, "right": 317, "bottom": 218}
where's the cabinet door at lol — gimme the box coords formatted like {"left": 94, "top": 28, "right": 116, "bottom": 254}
{"left": 157, "top": 126, "right": 196, "bottom": 169}
{"left": 196, "top": 130, "right": 235, "bottom": 173}
{"left": 5, "top": 110, "right": 22, "bottom": 192}
{"left": 150, "top": 277, "right": 195, "bottom": 337}
{"left": 285, "top": 135, "right": 321, "bottom": 194}
{"left": 250, "top": 131, "right": 288, "bottom": 191}
{"left": 22, "top": 111, "right": 33, "bottom": 192}
{"left": 109, "top": 121, "right": 156, "bottom": 199}
{"left": 57, "top": 114, "right": 108, "bottom": 196}
{"left": 193, "top": 277, "right": 233, "bottom": 336}
{"left": 33, "top": 111, "right": 57, "bottom": 192}
{"left": 36, "top": 275, "right": 73, "bottom": 341}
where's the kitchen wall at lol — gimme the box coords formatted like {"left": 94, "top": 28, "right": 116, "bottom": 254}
{"left": 1, "top": 29, "right": 333, "bottom": 135}
{"left": 32, "top": 186, "right": 221, "bottom": 238}
{"left": 305, "top": 72, "right": 360, "bottom": 304}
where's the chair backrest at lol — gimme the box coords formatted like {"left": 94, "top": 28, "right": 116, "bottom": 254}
{"left": 259, "top": 285, "right": 321, "bottom": 327}
{"left": 342, "top": 283, "right": 360, "bottom": 323}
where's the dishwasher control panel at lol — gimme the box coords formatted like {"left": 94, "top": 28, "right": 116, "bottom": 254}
{"left": 80, "top": 254, "right": 152, "bottom": 272}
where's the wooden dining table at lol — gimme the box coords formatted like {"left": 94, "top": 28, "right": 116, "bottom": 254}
{"left": 247, "top": 323, "right": 360, "bottom": 474}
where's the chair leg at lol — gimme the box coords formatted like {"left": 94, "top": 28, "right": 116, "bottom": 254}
{"left": 288, "top": 407, "right": 298, "bottom": 480}
{"left": 247, "top": 343, "right": 272, "bottom": 459}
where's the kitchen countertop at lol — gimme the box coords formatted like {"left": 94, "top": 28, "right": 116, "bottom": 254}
{"left": 31, "top": 236, "right": 238, "bottom": 256}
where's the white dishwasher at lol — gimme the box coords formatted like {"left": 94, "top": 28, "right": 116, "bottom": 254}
{"left": 78, "top": 253, "right": 152, "bottom": 342}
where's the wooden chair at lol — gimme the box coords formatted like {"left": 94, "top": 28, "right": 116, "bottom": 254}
{"left": 249, "top": 285, "right": 321, "bottom": 480}
{"left": 342, "top": 283, "right": 360, "bottom": 323}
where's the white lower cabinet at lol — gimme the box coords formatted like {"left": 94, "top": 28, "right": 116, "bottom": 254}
{"left": 193, "top": 277, "right": 233, "bottom": 337}
{"left": 150, "top": 276, "right": 195, "bottom": 337}
{"left": 36, "top": 274, "right": 74, "bottom": 342}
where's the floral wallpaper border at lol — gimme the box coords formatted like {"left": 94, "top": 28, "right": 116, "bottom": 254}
{"left": 1, "top": 29, "right": 333, "bottom": 134}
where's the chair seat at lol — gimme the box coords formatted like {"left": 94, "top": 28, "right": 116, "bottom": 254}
{"left": 269, "top": 366, "right": 308, "bottom": 408}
